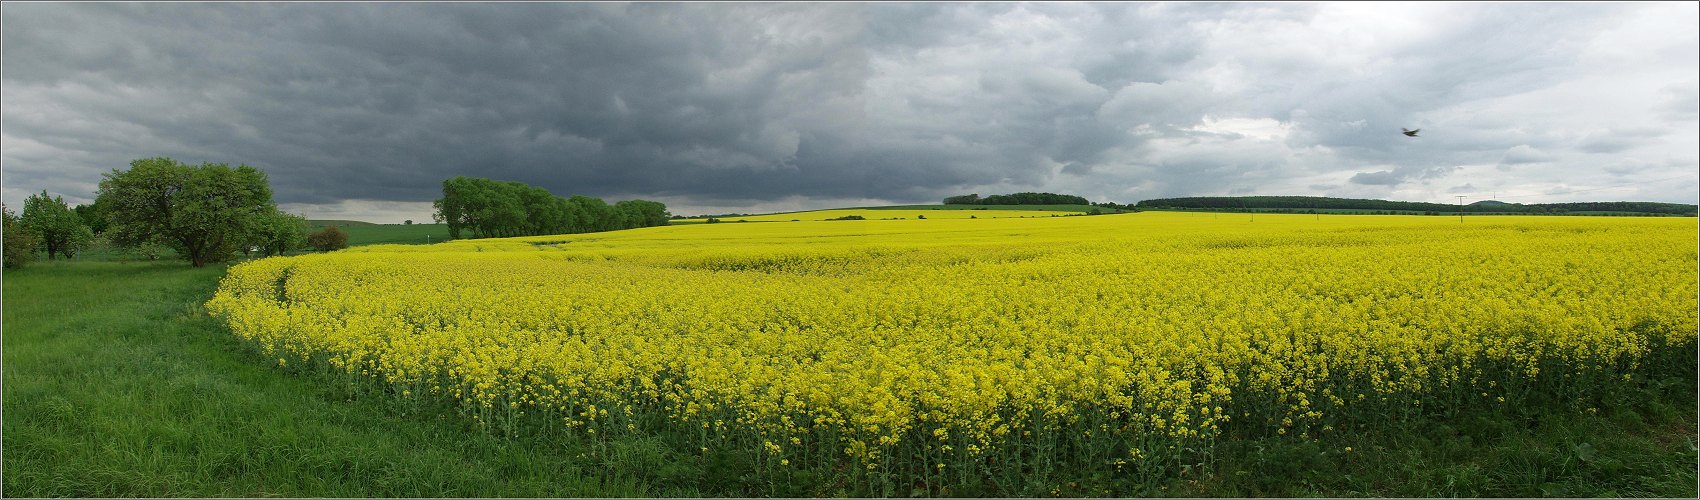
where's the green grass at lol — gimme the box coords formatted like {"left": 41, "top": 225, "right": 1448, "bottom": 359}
{"left": 1179, "top": 403, "right": 1698, "bottom": 497}
{"left": 304, "top": 219, "right": 381, "bottom": 227}
{"left": 308, "top": 221, "right": 451, "bottom": 247}
{"left": 5, "top": 258, "right": 1695, "bottom": 497}
{"left": 1, "top": 260, "right": 704, "bottom": 497}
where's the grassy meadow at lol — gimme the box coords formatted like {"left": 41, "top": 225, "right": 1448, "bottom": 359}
{"left": 4, "top": 211, "right": 1697, "bottom": 497}
{"left": 307, "top": 220, "right": 451, "bottom": 247}
{"left": 0, "top": 259, "right": 711, "bottom": 497}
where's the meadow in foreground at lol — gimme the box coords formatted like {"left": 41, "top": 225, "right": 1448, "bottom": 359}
{"left": 205, "top": 212, "right": 1698, "bottom": 495}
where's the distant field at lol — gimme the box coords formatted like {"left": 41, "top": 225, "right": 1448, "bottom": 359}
{"left": 672, "top": 207, "right": 1094, "bottom": 223}
{"left": 861, "top": 203, "right": 1112, "bottom": 212}
{"left": 1144, "top": 207, "right": 1693, "bottom": 216}
{"left": 305, "top": 219, "right": 381, "bottom": 227}
{"left": 308, "top": 221, "right": 451, "bottom": 247}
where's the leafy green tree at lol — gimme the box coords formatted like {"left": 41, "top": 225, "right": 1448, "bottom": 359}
{"left": 72, "top": 201, "right": 108, "bottom": 234}
{"left": 3, "top": 204, "right": 38, "bottom": 268}
{"left": 516, "top": 184, "right": 567, "bottom": 236}
{"left": 434, "top": 176, "right": 672, "bottom": 238}
{"left": 21, "top": 190, "right": 94, "bottom": 260}
{"left": 615, "top": 199, "right": 671, "bottom": 228}
{"left": 568, "top": 195, "right": 618, "bottom": 232}
{"left": 944, "top": 194, "right": 981, "bottom": 205}
{"left": 306, "top": 226, "right": 349, "bottom": 252}
{"left": 433, "top": 176, "right": 472, "bottom": 239}
{"left": 96, "top": 157, "right": 278, "bottom": 267}
{"left": 252, "top": 211, "right": 308, "bottom": 256}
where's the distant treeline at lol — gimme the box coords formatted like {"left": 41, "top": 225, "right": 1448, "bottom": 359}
{"left": 944, "top": 192, "right": 1091, "bottom": 205}
{"left": 1135, "top": 196, "right": 1698, "bottom": 215}
{"left": 432, "top": 176, "right": 670, "bottom": 239}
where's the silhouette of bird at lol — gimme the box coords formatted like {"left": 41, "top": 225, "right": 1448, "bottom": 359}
{"left": 1402, "top": 128, "right": 1420, "bottom": 137}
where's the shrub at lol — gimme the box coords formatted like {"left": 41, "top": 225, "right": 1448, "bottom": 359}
{"left": 307, "top": 226, "right": 349, "bottom": 252}
{"left": 3, "top": 204, "right": 37, "bottom": 268}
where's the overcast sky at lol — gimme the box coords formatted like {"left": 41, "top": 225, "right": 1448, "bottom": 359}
{"left": 4, "top": 2, "right": 1696, "bottom": 222}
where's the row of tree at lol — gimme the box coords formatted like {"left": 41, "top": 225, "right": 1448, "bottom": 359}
{"left": 2, "top": 157, "right": 342, "bottom": 269}
{"left": 943, "top": 192, "right": 1092, "bottom": 206}
{"left": 432, "top": 176, "right": 670, "bottom": 239}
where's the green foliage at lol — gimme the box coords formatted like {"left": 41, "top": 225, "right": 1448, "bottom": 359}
{"left": 96, "top": 157, "right": 281, "bottom": 267}
{"left": 20, "top": 190, "right": 94, "bottom": 260}
{"left": 127, "top": 241, "right": 172, "bottom": 261}
{"left": 433, "top": 176, "right": 669, "bottom": 239}
{"left": 72, "top": 201, "right": 108, "bottom": 234}
{"left": 614, "top": 199, "right": 672, "bottom": 229}
{"left": 252, "top": 211, "right": 308, "bottom": 256}
{"left": 306, "top": 226, "right": 349, "bottom": 252}
{"left": 3, "top": 204, "right": 39, "bottom": 268}
{"left": 1, "top": 261, "right": 684, "bottom": 497}
{"left": 944, "top": 192, "right": 1090, "bottom": 206}
{"left": 943, "top": 193, "right": 981, "bottom": 205}
{"left": 826, "top": 214, "right": 866, "bottom": 220}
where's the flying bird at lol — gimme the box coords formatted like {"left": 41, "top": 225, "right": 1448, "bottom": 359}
{"left": 1402, "top": 128, "right": 1420, "bottom": 137}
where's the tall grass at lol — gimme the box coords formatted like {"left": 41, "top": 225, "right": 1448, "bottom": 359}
{"left": 1, "top": 260, "right": 697, "bottom": 497}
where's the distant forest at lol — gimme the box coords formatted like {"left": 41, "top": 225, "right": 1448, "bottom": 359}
{"left": 944, "top": 192, "right": 1090, "bottom": 206}
{"left": 1134, "top": 196, "right": 1698, "bottom": 215}
{"left": 433, "top": 176, "right": 670, "bottom": 239}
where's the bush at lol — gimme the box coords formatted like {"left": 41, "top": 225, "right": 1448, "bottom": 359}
{"left": 3, "top": 204, "right": 37, "bottom": 268}
{"left": 827, "top": 215, "right": 866, "bottom": 221}
{"left": 306, "top": 226, "right": 349, "bottom": 252}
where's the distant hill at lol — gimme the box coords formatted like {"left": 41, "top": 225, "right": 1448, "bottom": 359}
{"left": 305, "top": 219, "right": 382, "bottom": 228}
{"left": 1135, "top": 196, "right": 1697, "bottom": 216}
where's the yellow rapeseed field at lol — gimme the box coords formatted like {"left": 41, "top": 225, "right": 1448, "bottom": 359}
{"left": 672, "top": 208, "right": 1084, "bottom": 222}
{"left": 207, "top": 212, "right": 1697, "bottom": 482}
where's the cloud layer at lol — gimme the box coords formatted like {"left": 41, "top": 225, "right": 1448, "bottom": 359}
{"left": 4, "top": 2, "right": 1696, "bottom": 220}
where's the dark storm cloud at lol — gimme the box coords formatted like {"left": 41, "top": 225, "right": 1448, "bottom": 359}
{"left": 4, "top": 2, "right": 1696, "bottom": 220}
{"left": 4, "top": 2, "right": 880, "bottom": 208}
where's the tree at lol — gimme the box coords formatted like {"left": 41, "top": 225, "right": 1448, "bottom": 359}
{"left": 614, "top": 199, "right": 671, "bottom": 229}
{"left": 73, "top": 201, "right": 108, "bottom": 234}
{"left": 252, "top": 211, "right": 308, "bottom": 256}
{"left": 944, "top": 194, "right": 981, "bottom": 205}
{"left": 433, "top": 176, "right": 472, "bottom": 239}
{"left": 96, "top": 157, "right": 279, "bottom": 267}
{"left": 567, "top": 195, "right": 617, "bottom": 232}
{"left": 306, "top": 226, "right": 349, "bottom": 252}
{"left": 3, "top": 204, "right": 38, "bottom": 268}
{"left": 433, "top": 176, "right": 672, "bottom": 238}
{"left": 21, "top": 190, "right": 94, "bottom": 260}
